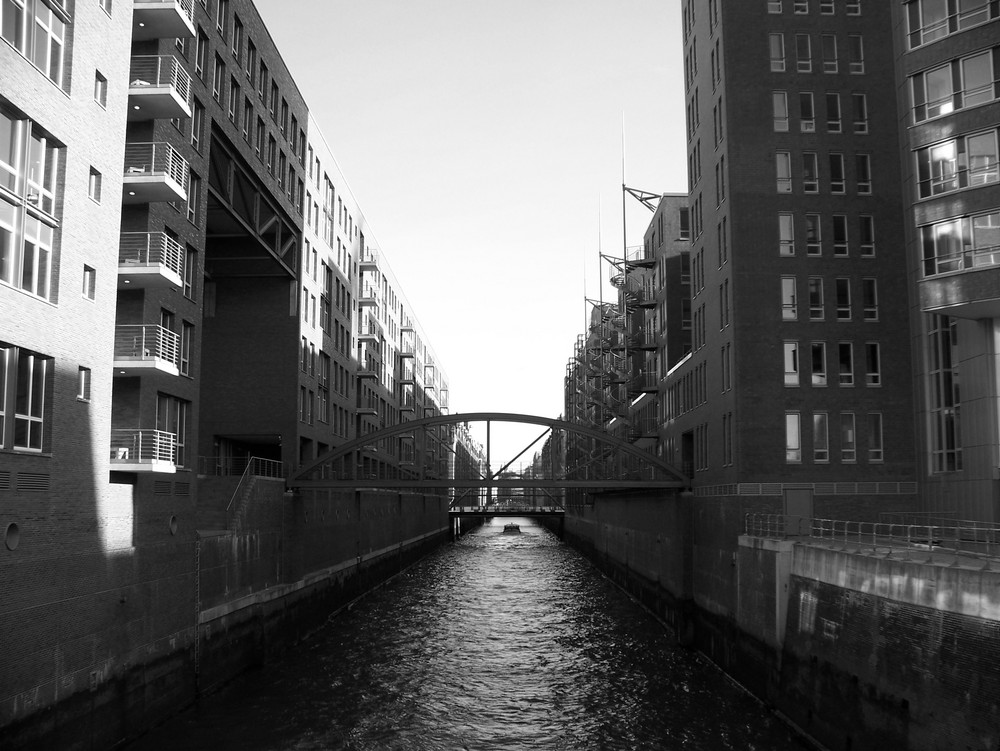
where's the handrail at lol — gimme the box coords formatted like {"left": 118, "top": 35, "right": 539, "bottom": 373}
{"left": 225, "top": 457, "right": 286, "bottom": 530}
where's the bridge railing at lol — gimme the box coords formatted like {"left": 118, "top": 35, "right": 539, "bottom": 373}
{"left": 451, "top": 505, "right": 565, "bottom": 514}
{"left": 744, "top": 512, "right": 1000, "bottom": 563}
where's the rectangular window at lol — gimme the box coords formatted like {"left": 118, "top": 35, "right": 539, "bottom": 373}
{"left": 770, "top": 33, "right": 786, "bottom": 72}
{"left": 805, "top": 213, "right": 821, "bottom": 254}
{"left": 859, "top": 215, "right": 875, "bottom": 256}
{"left": 811, "top": 342, "right": 827, "bottom": 386}
{"left": 776, "top": 151, "right": 792, "bottom": 192}
{"left": 829, "top": 153, "right": 845, "bottom": 193}
{"left": 813, "top": 413, "right": 829, "bottom": 462}
{"left": 781, "top": 276, "right": 797, "bottom": 319}
{"left": 0, "top": 345, "right": 50, "bottom": 451}
{"left": 267, "top": 136, "right": 276, "bottom": 174}
{"left": 773, "top": 91, "right": 789, "bottom": 132}
{"left": 800, "top": 92, "right": 815, "bottom": 132}
{"left": 156, "top": 394, "right": 188, "bottom": 467}
{"left": 246, "top": 39, "right": 256, "bottom": 83}
{"left": 82, "top": 264, "right": 96, "bottom": 300}
{"left": 779, "top": 213, "right": 795, "bottom": 255}
{"left": 212, "top": 55, "right": 225, "bottom": 102}
{"left": 961, "top": 51, "right": 994, "bottom": 110}
{"left": 846, "top": 0, "right": 860, "bottom": 14}
{"left": 862, "top": 278, "right": 878, "bottom": 320}
{"left": 838, "top": 342, "right": 854, "bottom": 385}
{"left": 180, "top": 322, "right": 193, "bottom": 376}
{"left": 77, "top": 366, "right": 91, "bottom": 401}
{"left": 242, "top": 98, "right": 253, "bottom": 142}
{"left": 191, "top": 99, "right": 204, "bottom": 151}
{"left": 826, "top": 92, "right": 841, "bottom": 132}
{"left": 786, "top": 412, "right": 802, "bottom": 463}
{"left": 784, "top": 341, "right": 800, "bottom": 386}
{"left": 867, "top": 412, "right": 883, "bottom": 462}
{"left": 270, "top": 81, "right": 279, "bottom": 117}
{"left": 808, "top": 277, "right": 824, "bottom": 319}
{"left": 821, "top": 34, "right": 838, "bottom": 73}
{"left": 803, "top": 152, "right": 819, "bottom": 193}
{"left": 835, "top": 278, "right": 851, "bottom": 319}
{"left": 769, "top": 0, "right": 783, "bottom": 12}
{"left": 820, "top": 0, "right": 834, "bottom": 13}
{"left": 865, "top": 342, "right": 881, "bottom": 386}
{"left": 258, "top": 61, "right": 268, "bottom": 100}
{"left": 796, "top": 34, "right": 812, "bottom": 73}
{"left": 94, "top": 71, "right": 108, "bottom": 108}
{"left": 232, "top": 15, "right": 243, "bottom": 61}
{"left": 856, "top": 153, "right": 872, "bottom": 194}
{"left": 847, "top": 34, "right": 864, "bottom": 74}
{"left": 841, "top": 413, "right": 856, "bottom": 462}
{"left": 833, "top": 214, "right": 848, "bottom": 256}
{"left": 216, "top": 0, "right": 229, "bottom": 38}
{"left": 256, "top": 116, "right": 265, "bottom": 159}
{"left": 228, "top": 77, "right": 240, "bottom": 123}
{"left": 187, "top": 170, "right": 200, "bottom": 223}
{"left": 928, "top": 314, "right": 961, "bottom": 470}
{"left": 195, "top": 28, "right": 208, "bottom": 79}
{"left": 794, "top": 0, "right": 809, "bottom": 12}
{"left": 852, "top": 93, "right": 868, "bottom": 133}
{"left": 88, "top": 167, "right": 102, "bottom": 203}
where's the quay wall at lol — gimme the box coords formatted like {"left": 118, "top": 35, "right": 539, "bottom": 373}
{"left": 555, "top": 490, "right": 1000, "bottom": 751}
{"left": 0, "top": 480, "right": 450, "bottom": 750}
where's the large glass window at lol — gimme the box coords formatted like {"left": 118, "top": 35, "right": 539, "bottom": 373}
{"left": 1, "top": 0, "right": 65, "bottom": 87}
{"left": 916, "top": 131, "right": 999, "bottom": 197}
{"left": 0, "top": 343, "right": 50, "bottom": 452}
{"left": 908, "top": 0, "right": 997, "bottom": 48}
{"left": 921, "top": 210, "right": 1000, "bottom": 276}
{"left": 927, "top": 315, "right": 960, "bottom": 471}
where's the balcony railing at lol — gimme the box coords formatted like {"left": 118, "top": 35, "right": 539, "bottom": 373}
{"left": 114, "top": 324, "right": 181, "bottom": 372}
{"left": 925, "top": 244, "right": 1000, "bottom": 276}
{"left": 123, "top": 142, "right": 188, "bottom": 204}
{"left": 132, "top": 0, "right": 196, "bottom": 40}
{"left": 110, "top": 429, "right": 177, "bottom": 471}
{"left": 128, "top": 55, "right": 192, "bottom": 120}
{"left": 118, "top": 232, "right": 184, "bottom": 288}
{"left": 359, "top": 248, "right": 379, "bottom": 270}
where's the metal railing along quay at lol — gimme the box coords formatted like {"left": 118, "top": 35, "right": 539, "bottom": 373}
{"left": 744, "top": 512, "right": 1000, "bottom": 564}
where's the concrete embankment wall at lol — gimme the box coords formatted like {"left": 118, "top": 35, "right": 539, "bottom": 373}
{"left": 0, "top": 480, "right": 450, "bottom": 750}
{"left": 556, "top": 491, "right": 1000, "bottom": 751}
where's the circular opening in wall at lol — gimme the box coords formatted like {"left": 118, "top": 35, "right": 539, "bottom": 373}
{"left": 5, "top": 523, "right": 20, "bottom": 551}
{"left": 168, "top": 515, "right": 178, "bottom": 535}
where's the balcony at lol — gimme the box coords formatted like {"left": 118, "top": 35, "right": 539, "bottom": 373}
{"left": 359, "top": 248, "right": 379, "bottom": 271}
{"left": 128, "top": 56, "right": 192, "bottom": 121}
{"left": 110, "top": 429, "right": 177, "bottom": 473}
{"left": 358, "top": 320, "right": 380, "bottom": 343}
{"left": 357, "top": 400, "right": 378, "bottom": 416}
{"left": 357, "top": 361, "right": 380, "bottom": 380}
{"left": 399, "top": 367, "right": 415, "bottom": 384}
{"left": 113, "top": 325, "right": 181, "bottom": 375}
{"left": 123, "top": 142, "right": 188, "bottom": 204}
{"left": 118, "top": 232, "right": 184, "bottom": 289}
{"left": 132, "top": 0, "right": 196, "bottom": 40}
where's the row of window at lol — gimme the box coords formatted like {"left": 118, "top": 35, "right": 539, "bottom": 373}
{"left": 773, "top": 90, "right": 868, "bottom": 134}
{"left": 916, "top": 128, "right": 999, "bottom": 199}
{"left": 775, "top": 150, "right": 872, "bottom": 194}
{"left": 769, "top": 32, "right": 866, "bottom": 75}
{"left": 921, "top": 208, "right": 1000, "bottom": 276}
{"left": 910, "top": 48, "right": 997, "bottom": 124}
{"left": 0, "top": 0, "right": 66, "bottom": 87}
{"left": 783, "top": 340, "right": 881, "bottom": 387}
{"left": 781, "top": 275, "right": 879, "bottom": 321}
{"left": 786, "top": 411, "right": 883, "bottom": 463}
{"left": 778, "top": 212, "right": 875, "bottom": 257}
{"left": 769, "top": 0, "right": 862, "bottom": 14}
{"left": 906, "top": 0, "right": 998, "bottom": 50}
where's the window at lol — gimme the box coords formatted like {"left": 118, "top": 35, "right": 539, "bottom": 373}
{"left": 835, "top": 278, "right": 851, "bottom": 319}
{"left": 960, "top": 52, "right": 995, "bottom": 110}
{"left": 829, "top": 153, "right": 845, "bottom": 193}
{"left": 232, "top": 15, "right": 243, "bottom": 61}
{"left": 258, "top": 61, "right": 268, "bottom": 100}
{"left": 773, "top": 91, "right": 789, "bottom": 132}
{"left": 794, "top": 0, "right": 809, "bottom": 12}
{"left": 832, "top": 214, "right": 848, "bottom": 256}
{"left": 183, "top": 245, "right": 196, "bottom": 299}
{"left": 243, "top": 97, "right": 253, "bottom": 142}
{"left": 769, "top": 0, "right": 783, "bottom": 12}
{"left": 859, "top": 215, "right": 875, "bottom": 257}
{"left": 803, "top": 152, "right": 819, "bottom": 193}
{"left": 838, "top": 342, "right": 854, "bottom": 385}
{"left": 195, "top": 28, "right": 208, "bottom": 79}
{"left": 786, "top": 412, "right": 802, "bottom": 462}
{"left": 867, "top": 413, "right": 883, "bottom": 462}
{"left": 77, "top": 366, "right": 91, "bottom": 401}
{"left": 841, "top": 413, "right": 856, "bottom": 462}
{"left": 922, "top": 210, "right": 1000, "bottom": 276}
{"left": 846, "top": 0, "right": 860, "bottom": 14}
{"left": 784, "top": 341, "right": 800, "bottom": 386}
{"left": 813, "top": 413, "right": 829, "bottom": 462}
{"left": 907, "top": 0, "right": 996, "bottom": 48}
{"left": 216, "top": 0, "right": 229, "bottom": 38}
{"left": 811, "top": 342, "right": 827, "bottom": 386}
{"left": 187, "top": 170, "right": 200, "bottom": 223}
{"left": 781, "top": 276, "right": 797, "bottom": 319}
{"left": 228, "top": 77, "right": 240, "bottom": 123}
{"left": 852, "top": 94, "right": 868, "bottom": 133}
{"left": 862, "top": 278, "right": 878, "bottom": 320}
{"left": 280, "top": 99, "right": 288, "bottom": 136}
{"left": 0, "top": 344, "right": 50, "bottom": 451}
{"left": 821, "top": 34, "right": 837, "bottom": 73}
{"left": 180, "top": 322, "right": 193, "bottom": 377}
{"left": 99, "top": 0, "right": 111, "bottom": 13}
{"left": 94, "top": 71, "right": 108, "bottom": 107}
{"left": 799, "top": 92, "right": 815, "bottom": 132}
{"left": 270, "top": 81, "right": 279, "bottom": 117}
{"left": 156, "top": 394, "right": 188, "bottom": 467}
{"left": 191, "top": 99, "right": 204, "bottom": 151}
{"left": 795, "top": 34, "right": 812, "bottom": 73}
{"left": 779, "top": 213, "right": 795, "bottom": 255}
{"left": 808, "top": 277, "right": 824, "bottom": 319}
{"left": 267, "top": 135, "right": 276, "bottom": 174}
{"left": 820, "top": 0, "right": 834, "bottom": 13}
{"left": 277, "top": 151, "right": 286, "bottom": 189}
{"left": 0, "top": 110, "right": 60, "bottom": 301}
{"left": 246, "top": 39, "right": 256, "bottom": 83}
{"left": 826, "top": 92, "right": 842, "bottom": 132}
{"left": 255, "top": 116, "right": 265, "bottom": 159}
{"left": 1, "top": 0, "right": 65, "bottom": 86}
{"left": 847, "top": 34, "right": 864, "bottom": 74}
{"left": 805, "top": 213, "right": 821, "bottom": 255}
{"left": 856, "top": 153, "right": 872, "bottom": 193}
{"left": 88, "top": 167, "right": 102, "bottom": 203}
{"left": 212, "top": 55, "right": 225, "bottom": 102}
{"left": 770, "top": 33, "right": 785, "bottom": 72}
{"left": 865, "top": 342, "right": 881, "bottom": 386}
{"left": 928, "top": 314, "right": 961, "bottom": 471}
{"left": 82, "top": 264, "right": 96, "bottom": 300}
{"left": 776, "top": 151, "right": 792, "bottom": 192}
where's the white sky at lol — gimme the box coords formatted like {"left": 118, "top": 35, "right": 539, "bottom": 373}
{"left": 254, "top": 0, "right": 687, "bottom": 465}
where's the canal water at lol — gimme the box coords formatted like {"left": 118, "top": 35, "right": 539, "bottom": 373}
{"left": 129, "top": 519, "right": 810, "bottom": 750}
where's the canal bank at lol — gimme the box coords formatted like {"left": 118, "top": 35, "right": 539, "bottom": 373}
{"left": 547, "top": 490, "right": 1000, "bottom": 751}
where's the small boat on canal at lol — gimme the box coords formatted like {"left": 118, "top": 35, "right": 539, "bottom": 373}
{"left": 503, "top": 523, "right": 521, "bottom": 534}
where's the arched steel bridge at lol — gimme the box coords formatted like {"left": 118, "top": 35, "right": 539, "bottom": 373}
{"left": 288, "top": 412, "right": 688, "bottom": 492}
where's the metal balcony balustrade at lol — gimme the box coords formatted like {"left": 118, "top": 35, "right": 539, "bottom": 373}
{"left": 358, "top": 319, "right": 381, "bottom": 342}
{"left": 113, "top": 324, "right": 181, "bottom": 373}
{"left": 359, "top": 248, "right": 379, "bottom": 270}
{"left": 110, "top": 429, "right": 177, "bottom": 472}
{"left": 132, "top": 0, "right": 196, "bottom": 40}
{"left": 128, "top": 55, "right": 192, "bottom": 121}
{"left": 357, "top": 361, "right": 380, "bottom": 379}
{"left": 118, "top": 232, "right": 184, "bottom": 289}
{"left": 123, "top": 142, "right": 188, "bottom": 204}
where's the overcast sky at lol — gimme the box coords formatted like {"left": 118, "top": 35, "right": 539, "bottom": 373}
{"left": 254, "top": 0, "right": 686, "bottom": 464}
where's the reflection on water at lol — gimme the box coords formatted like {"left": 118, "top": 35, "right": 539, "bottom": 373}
{"left": 129, "top": 519, "right": 808, "bottom": 750}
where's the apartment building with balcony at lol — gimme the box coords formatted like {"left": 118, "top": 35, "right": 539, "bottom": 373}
{"left": 892, "top": 0, "right": 1000, "bottom": 521}
{"left": 662, "top": 0, "right": 917, "bottom": 517}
